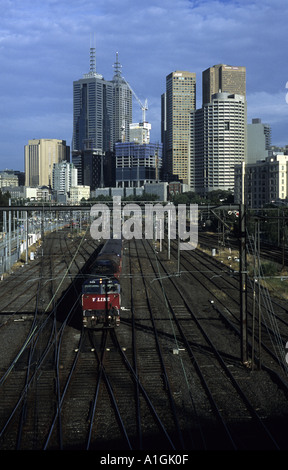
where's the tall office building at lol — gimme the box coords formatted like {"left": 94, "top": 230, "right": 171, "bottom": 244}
{"left": 52, "top": 161, "right": 78, "bottom": 202}
{"left": 192, "top": 92, "right": 247, "bottom": 194}
{"left": 25, "top": 139, "right": 69, "bottom": 187}
{"left": 72, "top": 47, "right": 114, "bottom": 154}
{"left": 72, "top": 49, "right": 132, "bottom": 152}
{"left": 189, "top": 63, "right": 247, "bottom": 194}
{"left": 112, "top": 53, "right": 132, "bottom": 144}
{"left": 161, "top": 92, "right": 167, "bottom": 167}
{"left": 202, "top": 64, "right": 246, "bottom": 105}
{"left": 247, "top": 118, "right": 271, "bottom": 163}
{"left": 72, "top": 48, "right": 132, "bottom": 189}
{"left": 162, "top": 71, "right": 196, "bottom": 185}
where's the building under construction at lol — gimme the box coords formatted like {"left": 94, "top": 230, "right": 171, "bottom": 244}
{"left": 115, "top": 141, "right": 162, "bottom": 188}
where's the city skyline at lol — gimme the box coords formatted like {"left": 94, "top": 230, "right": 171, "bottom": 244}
{"left": 1, "top": 0, "right": 288, "bottom": 171}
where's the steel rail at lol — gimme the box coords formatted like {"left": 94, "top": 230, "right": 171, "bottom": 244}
{"left": 43, "top": 323, "right": 84, "bottom": 450}
{"left": 86, "top": 329, "right": 132, "bottom": 450}
{"left": 135, "top": 238, "right": 185, "bottom": 449}
{"left": 152, "top": 241, "right": 281, "bottom": 450}
{"left": 127, "top": 238, "right": 142, "bottom": 448}
{"left": 142, "top": 239, "right": 237, "bottom": 450}
{"left": 109, "top": 329, "right": 176, "bottom": 450}
{"left": 169, "top": 241, "right": 288, "bottom": 375}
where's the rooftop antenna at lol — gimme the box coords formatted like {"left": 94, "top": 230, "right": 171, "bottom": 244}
{"left": 90, "top": 33, "right": 96, "bottom": 74}
{"left": 83, "top": 34, "right": 102, "bottom": 79}
{"left": 113, "top": 51, "right": 123, "bottom": 81}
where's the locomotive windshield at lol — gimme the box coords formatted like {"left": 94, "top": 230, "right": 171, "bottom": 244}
{"left": 82, "top": 278, "right": 120, "bottom": 295}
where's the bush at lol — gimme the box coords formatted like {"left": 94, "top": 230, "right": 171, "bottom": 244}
{"left": 261, "top": 261, "right": 279, "bottom": 277}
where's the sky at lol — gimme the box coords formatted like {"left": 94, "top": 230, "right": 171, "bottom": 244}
{"left": 1, "top": 0, "right": 288, "bottom": 171}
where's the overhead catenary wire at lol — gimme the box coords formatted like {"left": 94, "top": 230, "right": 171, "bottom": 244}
{"left": 246, "top": 229, "right": 288, "bottom": 376}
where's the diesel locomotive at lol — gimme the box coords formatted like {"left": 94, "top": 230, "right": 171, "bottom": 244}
{"left": 82, "top": 238, "right": 122, "bottom": 328}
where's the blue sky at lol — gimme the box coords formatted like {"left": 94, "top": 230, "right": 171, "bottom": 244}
{"left": 1, "top": 0, "right": 288, "bottom": 171}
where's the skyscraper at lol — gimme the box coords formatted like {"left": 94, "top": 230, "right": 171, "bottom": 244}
{"left": 25, "top": 139, "right": 69, "bottom": 187}
{"left": 162, "top": 71, "right": 196, "bottom": 185}
{"left": 72, "top": 48, "right": 132, "bottom": 189}
{"left": 112, "top": 53, "right": 132, "bottom": 145}
{"left": 72, "top": 47, "right": 114, "bottom": 154}
{"left": 191, "top": 92, "right": 247, "bottom": 194}
{"left": 73, "top": 49, "right": 132, "bottom": 153}
{"left": 247, "top": 118, "right": 271, "bottom": 163}
{"left": 188, "top": 63, "right": 247, "bottom": 194}
{"left": 202, "top": 64, "right": 246, "bottom": 105}
{"left": 52, "top": 161, "right": 78, "bottom": 202}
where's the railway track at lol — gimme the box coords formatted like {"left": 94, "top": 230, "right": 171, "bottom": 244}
{"left": 125, "top": 238, "right": 184, "bottom": 449}
{"left": 142, "top": 239, "right": 286, "bottom": 449}
{"left": 0, "top": 229, "right": 288, "bottom": 450}
{"left": 0, "top": 228, "right": 100, "bottom": 449}
{"left": 198, "top": 231, "right": 288, "bottom": 267}
{"left": 167, "top": 240, "right": 288, "bottom": 378}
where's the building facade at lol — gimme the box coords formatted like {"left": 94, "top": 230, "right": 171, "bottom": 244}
{"left": 202, "top": 64, "right": 246, "bottom": 105}
{"left": 235, "top": 154, "right": 288, "bottom": 208}
{"left": 72, "top": 70, "right": 114, "bottom": 154}
{"left": 191, "top": 92, "right": 247, "bottom": 194}
{"left": 129, "top": 122, "right": 151, "bottom": 145}
{"left": 25, "top": 139, "right": 69, "bottom": 187}
{"left": 72, "top": 49, "right": 132, "bottom": 190}
{"left": 69, "top": 185, "right": 90, "bottom": 204}
{"left": 72, "top": 50, "right": 132, "bottom": 154}
{"left": 52, "top": 161, "right": 78, "bottom": 201}
{"left": 0, "top": 172, "right": 18, "bottom": 188}
{"left": 73, "top": 149, "right": 115, "bottom": 189}
{"left": 247, "top": 118, "right": 271, "bottom": 163}
{"left": 115, "top": 142, "right": 162, "bottom": 188}
{"left": 162, "top": 71, "right": 196, "bottom": 185}
{"left": 112, "top": 53, "right": 133, "bottom": 145}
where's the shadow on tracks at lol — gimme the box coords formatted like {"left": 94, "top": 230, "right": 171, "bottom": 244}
{"left": 54, "top": 244, "right": 103, "bottom": 330}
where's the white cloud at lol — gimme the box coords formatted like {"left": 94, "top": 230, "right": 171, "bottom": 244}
{"left": 0, "top": 0, "right": 288, "bottom": 168}
{"left": 247, "top": 91, "right": 288, "bottom": 123}
{"left": 247, "top": 90, "right": 288, "bottom": 145}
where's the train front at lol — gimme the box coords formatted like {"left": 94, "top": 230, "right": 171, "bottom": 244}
{"left": 82, "top": 276, "right": 121, "bottom": 328}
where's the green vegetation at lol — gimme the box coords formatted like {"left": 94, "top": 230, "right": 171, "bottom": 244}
{"left": 0, "top": 189, "right": 11, "bottom": 206}
{"left": 260, "top": 261, "right": 279, "bottom": 277}
{"left": 84, "top": 192, "right": 160, "bottom": 204}
{"left": 171, "top": 189, "right": 234, "bottom": 205}
{"left": 247, "top": 207, "right": 288, "bottom": 247}
{"left": 200, "top": 241, "right": 288, "bottom": 301}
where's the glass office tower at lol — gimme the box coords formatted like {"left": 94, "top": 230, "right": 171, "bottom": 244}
{"left": 162, "top": 71, "right": 196, "bottom": 185}
{"left": 73, "top": 49, "right": 132, "bottom": 154}
{"left": 72, "top": 48, "right": 132, "bottom": 188}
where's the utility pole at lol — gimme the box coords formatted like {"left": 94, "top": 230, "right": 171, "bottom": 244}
{"left": 25, "top": 211, "right": 28, "bottom": 264}
{"left": 167, "top": 208, "right": 171, "bottom": 260}
{"left": 240, "top": 203, "right": 248, "bottom": 364}
{"left": 8, "top": 199, "right": 11, "bottom": 271}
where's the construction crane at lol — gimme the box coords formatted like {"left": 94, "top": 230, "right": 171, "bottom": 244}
{"left": 123, "top": 76, "right": 148, "bottom": 123}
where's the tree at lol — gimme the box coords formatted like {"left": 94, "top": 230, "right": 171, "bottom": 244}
{"left": 0, "top": 190, "right": 11, "bottom": 206}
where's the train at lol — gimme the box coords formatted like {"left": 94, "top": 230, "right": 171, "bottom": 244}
{"left": 82, "top": 238, "right": 122, "bottom": 329}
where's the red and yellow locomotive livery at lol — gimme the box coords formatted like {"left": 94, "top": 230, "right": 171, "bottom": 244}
{"left": 82, "top": 238, "right": 122, "bottom": 328}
